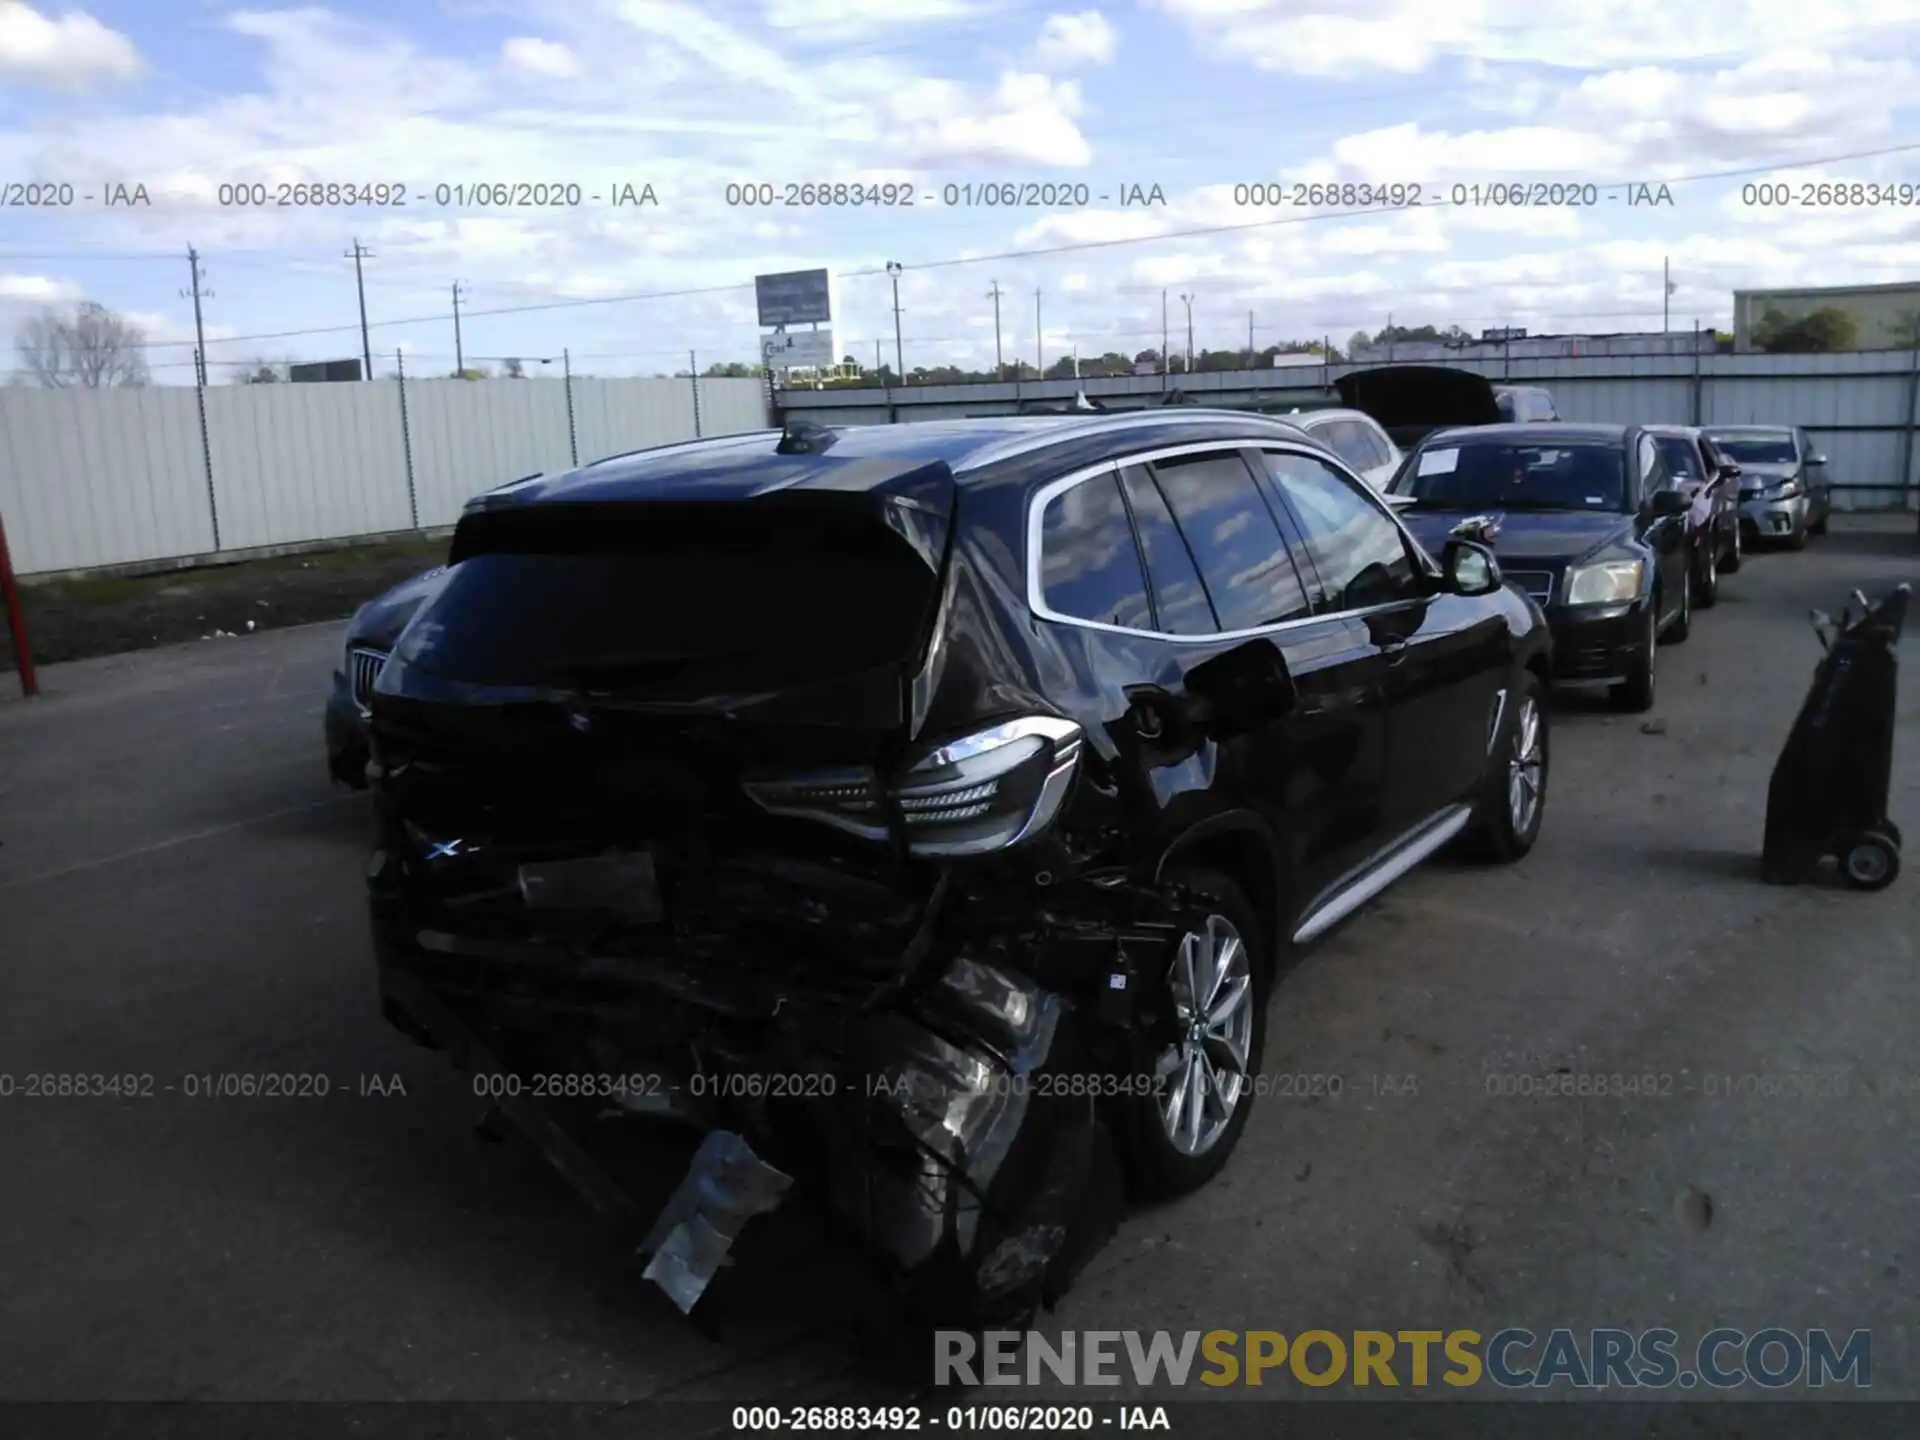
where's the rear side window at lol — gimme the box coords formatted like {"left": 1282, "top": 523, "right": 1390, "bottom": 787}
{"left": 1149, "top": 451, "right": 1312, "bottom": 632}
{"left": 1310, "top": 420, "right": 1376, "bottom": 473}
{"left": 1119, "top": 464, "right": 1218, "bottom": 635}
{"left": 1038, "top": 472, "right": 1154, "bottom": 630}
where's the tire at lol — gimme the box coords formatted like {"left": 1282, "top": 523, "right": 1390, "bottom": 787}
{"left": 1118, "top": 865, "right": 1269, "bottom": 1200}
{"left": 1610, "top": 606, "right": 1657, "bottom": 712}
{"left": 1694, "top": 540, "right": 1720, "bottom": 608}
{"left": 1840, "top": 833, "right": 1900, "bottom": 892}
{"left": 1722, "top": 522, "right": 1744, "bottom": 574}
{"left": 1810, "top": 508, "right": 1829, "bottom": 537}
{"left": 1463, "top": 670, "right": 1549, "bottom": 863}
{"left": 1786, "top": 522, "right": 1809, "bottom": 551}
{"left": 1666, "top": 577, "right": 1691, "bottom": 644}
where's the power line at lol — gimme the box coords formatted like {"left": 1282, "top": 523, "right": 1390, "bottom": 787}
{"left": 55, "top": 137, "right": 1919, "bottom": 356}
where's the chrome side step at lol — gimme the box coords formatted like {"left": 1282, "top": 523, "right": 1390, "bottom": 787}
{"left": 1292, "top": 804, "right": 1475, "bottom": 946}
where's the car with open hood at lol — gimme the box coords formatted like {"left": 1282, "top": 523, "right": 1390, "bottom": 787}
{"left": 1334, "top": 363, "right": 1505, "bottom": 452}
{"left": 360, "top": 411, "right": 1551, "bottom": 1334}
{"left": 1701, "top": 424, "right": 1832, "bottom": 550}
{"left": 1385, "top": 422, "right": 1695, "bottom": 712}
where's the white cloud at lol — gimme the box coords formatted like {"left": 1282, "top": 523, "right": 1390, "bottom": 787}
{"left": 0, "top": 2, "right": 140, "bottom": 88}
{"left": 0, "top": 273, "right": 84, "bottom": 303}
{"left": 1035, "top": 12, "right": 1118, "bottom": 67}
{"left": 501, "top": 37, "right": 583, "bottom": 79}
{"left": 895, "top": 72, "right": 1091, "bottom": 167}
{"left": 762, "top": 0, "right": 975, "bottom": 36}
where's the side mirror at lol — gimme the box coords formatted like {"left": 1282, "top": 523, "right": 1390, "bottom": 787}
{"left": 1718, "top": 462, "right": 1742, "bottom": 481}
{"left": 1806, "top": 453, "right": 1828, "bottom": 468}
{"left": 1649, "top": 488, "right": 1691, "bottom": 517}
{"left": 1441, "top": 538, "right": 1502, "bottom": 597}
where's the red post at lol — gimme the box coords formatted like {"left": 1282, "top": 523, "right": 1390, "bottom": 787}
{"left": 0, "top": 510, "right": 37, "bottom": 697}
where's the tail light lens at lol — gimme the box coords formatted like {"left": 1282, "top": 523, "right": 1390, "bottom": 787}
{"left": 742, "top": 715, "right": 1084, "bottom": 858}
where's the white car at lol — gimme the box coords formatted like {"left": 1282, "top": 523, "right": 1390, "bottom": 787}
{"left": 1290, "top": 406, "right": 1404, "bottom": 490}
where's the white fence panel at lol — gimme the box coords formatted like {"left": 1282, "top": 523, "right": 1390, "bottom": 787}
{"left": 406, "top": 378, "right": 576, "bottom": 526}
{"left": 700, "top": 378, "right": 775, "bottom": 437}
{"left": 0, "top": 387, "right": 214, "bottom": 575}
{"left": 570, "top": 377, "right": 700, "bottom": 463}
{"left": 203, "top": 382, "right": 414, "bottom": 550}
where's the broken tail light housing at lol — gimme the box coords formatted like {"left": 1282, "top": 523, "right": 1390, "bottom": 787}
{"left": 742, "top": 715, "right": 1084, "bottom": 858}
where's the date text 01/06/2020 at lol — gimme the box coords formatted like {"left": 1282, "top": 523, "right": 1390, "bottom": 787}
{"left": 1230, "top": 181, "right": 1677, "bottom": 209}
{"left": 208, "top": 181, "right": 658, "bottom": 208}
{"left": 721, "top": 181, "right": 1169, "bottom": 208}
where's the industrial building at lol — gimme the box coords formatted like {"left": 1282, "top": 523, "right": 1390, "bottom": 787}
{"left": 1732, "top": 281, "right": 1920, "bottom": 352}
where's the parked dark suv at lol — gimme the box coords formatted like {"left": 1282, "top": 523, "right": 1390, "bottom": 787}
{"left": 362, "top": 412, "right": 1551, "bottom": 1330}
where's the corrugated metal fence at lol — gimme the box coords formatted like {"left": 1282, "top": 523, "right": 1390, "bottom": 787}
{"left": 0, "top": 375, "right": 771, "bottom": 576}
{"left": 779, "top": 350, "right": 1920, "bottom": 511}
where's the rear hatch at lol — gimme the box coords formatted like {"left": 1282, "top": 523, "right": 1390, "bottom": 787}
{"left": 1335, "top": 365, "right": 1503, "bottom": 447}
{"left": 371, "top": 474, "right": 955, "bottom": 854}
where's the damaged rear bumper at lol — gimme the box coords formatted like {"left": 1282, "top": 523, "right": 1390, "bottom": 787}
{"left": 369, "top": 850, "right": 1199, "bottom": 1330}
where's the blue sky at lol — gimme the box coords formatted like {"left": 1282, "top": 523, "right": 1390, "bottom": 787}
{"left": 2, "top": 0, "right": 1919, "bottom": 382}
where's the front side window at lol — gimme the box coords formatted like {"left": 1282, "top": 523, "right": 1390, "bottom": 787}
{"left": 1149, "top": 451, "right": 1312, "bottom": 632}
{"left": 1038, "top": 471, "right": 1154, "bottom": 630}
{"left": 1261, "top": 451, "right": 1421, "bottom": 612}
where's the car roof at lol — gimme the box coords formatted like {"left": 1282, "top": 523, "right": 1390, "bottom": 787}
{"left": 1418, "top": 421, "right": 1628, "bottom": 446}
{"left": 1642, "top": 423, "right": 1702, "bottom": 436}
{"left": 476, "top": 410, "right": 1324, "bottom": 506}
{"left": 1292, "top": 407, "right": 1385, "bottom": 429}
{"left": 1702, "top": 424, "right": 1794, "bottom": 435}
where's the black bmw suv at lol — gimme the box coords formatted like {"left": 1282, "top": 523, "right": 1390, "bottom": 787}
{"left": 363, "top": 411, "right": 1550, "bottom": 1329}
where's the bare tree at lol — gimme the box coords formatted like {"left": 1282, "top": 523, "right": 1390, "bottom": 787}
{"left": 15, "top": 302, "right": 151, "bottom": 388}
{"left": 501, "top": 356, "right": 525, "bottom": 378}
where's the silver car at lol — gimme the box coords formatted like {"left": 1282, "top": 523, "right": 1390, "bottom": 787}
{"left": 1290, "top": 405, "right": 1403, "bottom": 489}
{"left": 1700, "top": 424, "right": 1831, "bottom": 550}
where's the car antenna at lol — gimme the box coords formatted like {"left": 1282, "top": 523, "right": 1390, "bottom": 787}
{"left": 776, "top": 417, "right": 838, "bottom": 454}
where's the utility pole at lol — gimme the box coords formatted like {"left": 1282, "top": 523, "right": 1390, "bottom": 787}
{"left": 346, "top": 239, "right": 374, "bottom": 380}
{"left": 182, "top": 247, "right": 211, "bottom": 387}
{"left": 874, "top": 339, "right": 882, "bottom": 378}
{"left": 1663, "top": 256, "right": 1674, "bottom": 333}
{"left": 1181, "top": 293, "right": 1195, "bottom": 373}
{"left": 1247, "top": 310, "right": 1255, "bottom": 368}
{"left": 886, "top": 262, "right": 905, "bottom": 381}
{"left": 452, "top": 281, "right": 467, "bottom": 374}
{"left": 1034, "top": 288, "right": 1042, "bottom": 375}
{"left": 988, "top": 280, "right": 1005, "bottom": 379}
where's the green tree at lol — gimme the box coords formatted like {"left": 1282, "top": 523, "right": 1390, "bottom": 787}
{"left": 1753, "top": 305, "right": 1858, "bottom": 353}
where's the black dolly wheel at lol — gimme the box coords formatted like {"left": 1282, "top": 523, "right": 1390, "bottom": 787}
{"left": 1840, "top": 832, "right": 1900, "bottom": 892}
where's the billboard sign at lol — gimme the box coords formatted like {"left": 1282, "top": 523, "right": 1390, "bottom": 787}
{"left": 762, "top": 329, "right": 836, "bottom": 371}
{"left": 755, "top": 269, "right": 832, "bottom": 327}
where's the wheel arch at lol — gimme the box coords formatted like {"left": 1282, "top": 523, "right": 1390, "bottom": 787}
{"left": 1153, "top": 811, "right": 1288, "bottom": 976}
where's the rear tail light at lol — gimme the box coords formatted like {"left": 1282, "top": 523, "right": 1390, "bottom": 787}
{"left": 742, "top": 715, "right": 1084, "bottom": 858}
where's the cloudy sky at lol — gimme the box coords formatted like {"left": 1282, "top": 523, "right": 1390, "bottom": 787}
{"left": 2, "top": 0, "right": 1918, "bottom": 382}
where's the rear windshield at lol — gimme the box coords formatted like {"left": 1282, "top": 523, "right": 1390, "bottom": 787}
{"left": 1704, "top": 433, "right": 1797, "bottom": 464}
{"left": 394, "top": 506, "right": 940, "bottom": 693}
{"left": 1391, "top": 440, "right": 1627, "bottom": 512}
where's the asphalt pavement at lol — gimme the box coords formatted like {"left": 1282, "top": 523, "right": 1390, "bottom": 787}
{"left": 1, "top": 515, "right": 1916, "bottom": 1417}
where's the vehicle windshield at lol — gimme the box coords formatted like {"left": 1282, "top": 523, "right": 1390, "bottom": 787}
{"left": 1388, "top": 439, "right": 1627, "bottom": 512}
{"left": 1704, "top": 433, "right": 1798, "bottom": 464}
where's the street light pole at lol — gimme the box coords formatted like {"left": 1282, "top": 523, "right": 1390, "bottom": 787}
{"left": 1161, "top": 289, "right": 1169, "bottom": 390}
{"left": 886, "top": 262, "right": 905, "bottom": 381}
{"left": 1181, "top": 293, "right": 1195, "bottom": 373}
{"left": 1035, "top": 288, "right": 1043, "bottom": 375}
{"left": 988, "top": 280, "right": 1004, "bottom": 379}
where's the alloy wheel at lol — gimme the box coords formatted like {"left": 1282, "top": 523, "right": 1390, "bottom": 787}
{"left": 1507, "top": 694, "right": 1544, "bottom": 835}
{"left": 1155, "top": 915, "right": 1254, "bottom": 1157}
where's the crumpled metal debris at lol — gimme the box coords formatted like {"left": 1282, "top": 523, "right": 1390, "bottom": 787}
{"left": 637, "top": 1128, "right": 795, "bottom": 1313}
